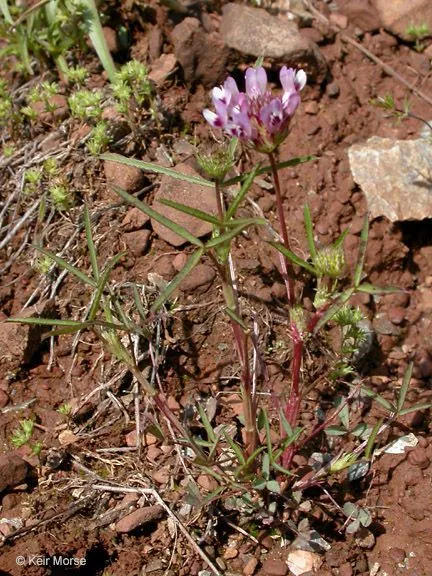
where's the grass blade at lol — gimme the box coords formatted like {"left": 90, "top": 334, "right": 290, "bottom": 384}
{"left": 86, "top": 0, "right": 117, "bottom": 83}
{"left": 303, "top": 204, "right": 317, "bottom": 260}
{"left": 224, "top": 307, "right": 248, "bottom": 331}
{"left": 269, "top": 241, "right": 316, "bottom": 275}
{"left": 357, "top": 283, "right": 401, "bottom": 295}
{"left": 113, "top": 185, "right": 204, "bottom": 248}
{"left": 83, "top": 205, "right": 99, "bottom": 281}
{"left": 354, "top": 215, "right": 369, "bottom": 287}
{"left": 101, "top": 153, "right": 213, "bottom": 187}
{"left": 397, "top": 362, "right": 413, "bottom": 413}
{"left": 159, "top": 198, "right": 220, "bottom": 226}
{"left": 364, "top": 419, "right": 383, "bottom": 460}
{"left": 7, "top": 317, "right": 83, "bottom": 327}
{"left": 34, "top": 246, "right": 96, "bottom": 287}
{"left": 223, "top": 155, "right": 317, "bottom": 187}
{"left": 205, "top": 221, "right": 258, "bottom": 249}
{"left": 196, "top": 403, "right": 216, "bottom": 443}
{"left": 151, "top": 248, "right": 204, "bottom": 311}
{"left": 333, "top": 228, "right": 349, "bottom": 249}
{"left": 398, "top": 402, "right": 432, "bottom": 416}
{"left": 225, "top": 164, "right": 260, "bottom": 220}
{"left": 88, "top": 252, "right": 125, "bottom": 321}
{"left": 0, "top": 0, "right": 13, "bottom": 24}
{"left": 224, "top": 431, "right": 245, "bottom": 466}
{"left": 354, "top": 384, "right": 395, "bottom": 413}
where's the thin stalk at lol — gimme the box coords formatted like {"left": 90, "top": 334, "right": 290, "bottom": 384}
{"left": 281, "top": 324, "right": 304, "bottom": 468}
{"left": 268, "top": 152, "right": 295, "bottom": 307}
{"left": 214, "top": 179, "right": 257, "bottom": 458}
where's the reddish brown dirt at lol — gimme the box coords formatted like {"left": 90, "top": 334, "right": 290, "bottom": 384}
{"left": 1, "top": 1, "right": 432, "bottom": 575}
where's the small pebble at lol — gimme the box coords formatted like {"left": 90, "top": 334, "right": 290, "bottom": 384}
{"left": 408, "top": 446, "right": 430, "bottom": 469}
{"left": 243, "top": 557, "right": 258, "bottom": 576}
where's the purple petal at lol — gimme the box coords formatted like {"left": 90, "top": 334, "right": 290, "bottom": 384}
{"left": 229, "top": 107, "right": 253, "bottom": 139}
{"left": 280, "top": 66, "right": 296, "bottom": 93}
{"left": 224, "top": 76, "right": 240, "bottom": 105}
{"left": 245, "top": 66, "right": 267, "bottom": 99}
{"left": 283, "top": 91, "right": 300, "bottom": 116}
{"left": 203, "top": 108, "right": 225, "bottom": 128}
{"left": 260, "top": 98, "right": 284, "bottom": 134}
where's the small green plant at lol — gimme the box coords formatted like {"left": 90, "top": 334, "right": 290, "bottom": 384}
{"left": 69, "top": 89, "right": 103, "bottom": 121}
{"left": 10, "top": 419, "right": 35, "bottom": 448}
{"left": 24, "top": 168, "right": 42, "bottom": 195}
{"left": 57, "top": 402, "right": 72, "bottom": 416}
{"left": 343, "top": 502, "right": 372, "bottom": 534}
{"left": 0, "top": 0, "right": 116, "bottom": 80}
{"left": 49, "top": 182, "right": 73, "bottom": 211}
{"left": 87, "top": 120, "right": 112, "bottom": 155}
{"left": 371, "top": 94, "right": 432, "bottom": 135}
{"left": 66, "top": 65, "right": 89, "bottom": 86}
{"left": 112, "top": 60, "right": 153, "bottom": 114}
{"left": 405, "top": 22, "right": 430, "bottom": 51}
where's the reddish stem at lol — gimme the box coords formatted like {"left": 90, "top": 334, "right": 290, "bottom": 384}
{"left": 268, "top": 152, "right": 296, "bottom": 308}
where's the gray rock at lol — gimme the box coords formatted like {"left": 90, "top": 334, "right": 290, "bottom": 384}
{"left": 0, "top": 455, "right": 28, "bottom": 493}
{"left": 0, "top": 300, "right": 55, "bottom": 371}
{"left": 220, "top": 3, "right": 327, "bottom": 80}
{"left": 373, "top": 0, "right": 432, "bottom": 40}
{"left": 179, "top": 264, "right": 216, "bottom": 293}
{"left": 172, "top": 17, "right": 228, "bottom": 88}
{"left": 151, "top": 163, "right": 218, "bottom": 247}
{"left": 348, "top": 136, "right": 432, "bottom": 222}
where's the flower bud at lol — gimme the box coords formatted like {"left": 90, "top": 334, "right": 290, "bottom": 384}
{"left": 196, "top": 144, "right": 235, "bottom": 181}
{"left": 313, "top": 245, "right": 345, "bottom": 278}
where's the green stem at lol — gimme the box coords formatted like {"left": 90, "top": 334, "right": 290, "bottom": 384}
{"left": 214, "top": 179, "right": 257, "bottom": 458}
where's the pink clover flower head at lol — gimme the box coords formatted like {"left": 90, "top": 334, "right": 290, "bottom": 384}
{"left": 203, "top": 65, "right": 306, "bottom": 153}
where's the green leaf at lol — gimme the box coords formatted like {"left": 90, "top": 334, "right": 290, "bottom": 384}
{"left": 222, "top": 155, "right": 317, "bottom": 187}
{"left": 312, "top": 288, "right": 354, "bottom": 334}
{"left": 101, "top": 153, "right": 213, "bottom": 187}
{"left": 398, "top": 402, "right": 432, "bottom": 416}
{"left": 336, "top": 396, "right": 349, "bottom": 429}
{"left": 269, "top": 242, "right": 316, "bottom": 275}
{"left": 279, "top": 410, "right": 293, "bottom": 438}
{"left": 354, "top": 384, "right": 395, "bottom": 413}
{"left": 7, "top": 317, "right": 83, "bottom": 327}
{"left": 151, "top": 248, "right": 204, "bottom": 311}
{"left": 266, "top": 480, "right": 281, "bottom": 494}
{"left": 133, "top": 285, "right": 148, "bottom": 323}
{"left": 34, "top": 246, "right": 96, "bottom": 287}
{"left": 397, "top": 361, "right": 413, "bottom": 413}
{"left": 262, "top": 452, "right": 270, "bottom": 480}
{"left": 354, "top": 215, "right": 369, "bottom": 287}
{"left": 271, "top": 461, "right": 295, "bottom": 476}
{"left": 0, "top": 0, "right": 13, "bottom": 24}
{"left": 83, "top": 205, "right": 99, "bottom": 281}
{"left": 325, "top": 425, "right": 348, "bottom": 436}
{"left": 225, "top": 164, "right": 260, "bottom": 220}
{"left": 252, "top": 477, "right": 267, "bottom": 490}
{"left": 225, "top": 307, "right": 248, "bottom": 331}
{"left": 113, "top": 185, "right": 204, "bottom": 248}
{"left": 357, "top": 283, "right": 401, "bottom": 295}
{"left": 159, "top": 198, "right": 221, "bottom": 226}
{"left": 303, "top": 204, "right": 317, "bottom": 260}
{"left": 197, "top": 402, "right": 217, "bottom": 443}
{"left": 365, "top": 419, "right": 383, "bottom": 460}
{"left": 224, "top": 431, "right": 245, "bottom": 467}
{"left": 205, "top": 221, "right": 258, "bottom": 249}
{"left": 88, "top": 252, "right": 125, "bottom": 321}
{"left": 333, "top": 228, "right": 349, "bottom": 249}
{"left": 86, "top": 0, "right": 117, "bottom": 83}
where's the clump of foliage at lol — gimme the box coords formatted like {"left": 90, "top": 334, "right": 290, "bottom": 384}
{"left": 9, "top": 64, "right": 432, "bottom": 543}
